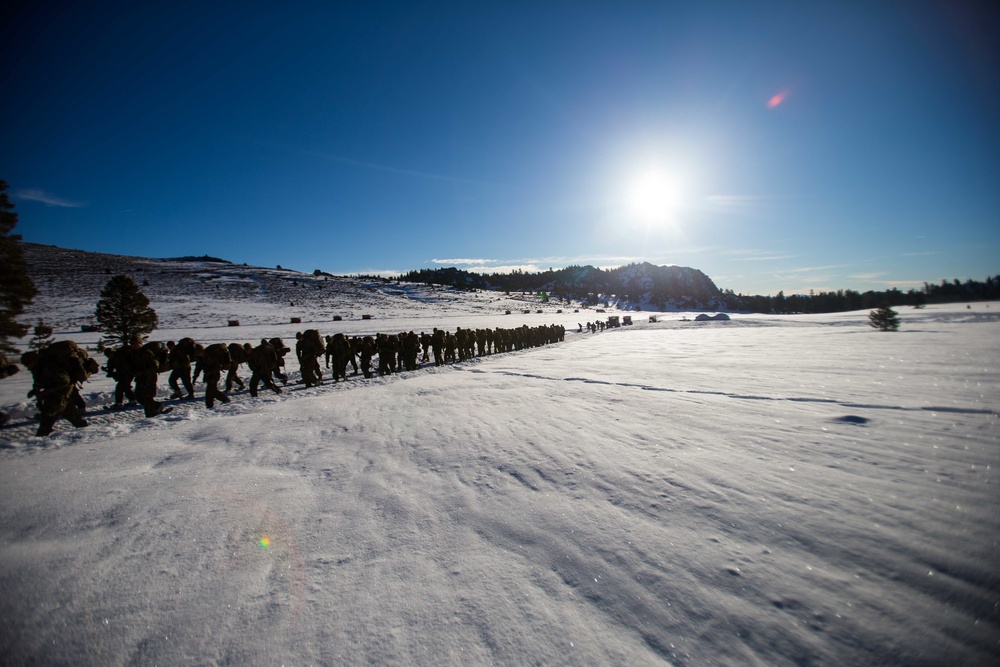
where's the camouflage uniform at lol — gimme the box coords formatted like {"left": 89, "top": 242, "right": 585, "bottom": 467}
{"left": 127, "top": 337, "right": 167, "bottom": 418}
{"left": 104, "top": 345, "right": 136, "bottom": 408}
{"left": 401, "top": 331, "right": 419, "bottom": 371}
{"left": 444, "top": 331, "right": 457, "bottom": 363}
{"left": 358, "top": 336, "right": 376, "bottom": 378}
{"left": 167, "top": 338, "right": 197, "bottom": 399}
{"left": 476, "top": 329, "right": 487, "bottom": 356}
{"left": 328, "top": 333, "right": 353, "bottom": 382}
{"left": 377, "top": 334, "right": 396, "bottom": 376}
{"left": 349, "top": 337, "right": 360, "bottom": 375}
{"left": 23, "top": 341, "right": 97, "bottom": 436}
{"left": 295, "top": 330, "right": 324, "bottom": 388}
{"left": 268, "top": 337, "right": 290, "bottom": 385}
{"left": 248, "top": 340, "right": 282, "bottom": 397}
{"left": 199, "top": 343, "right": 232, "bottom": 409}
{"left": 431, "top": 328, "right": 445, "bottom": 366}
{"left": 420, "top": 332, "right": 431, "bottom": 362}
{"left": 225, "top": 343, "right": 250, "bottom": 392}
{"left": 324, "top": 335, "right": 334, "bottom": 369}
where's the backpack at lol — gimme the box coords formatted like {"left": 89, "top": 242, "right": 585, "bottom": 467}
{"left": 301, "top": 329, "right": 325, "bottom": 357}
{"left": 39, "top": 340, "right": 93, "bottom": 383}
{"left": 227, "top": 343, "right": 248, "bottom": 365}
{"left": 203, "top": 343, "right": 231, "bottom": 370}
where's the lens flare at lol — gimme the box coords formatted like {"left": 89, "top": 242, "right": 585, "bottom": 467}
{"left": 768, "top": 91, "right": 788, "bottom": 109}
{"left": 258, "top": 536, "right": 271, "bottom": 548}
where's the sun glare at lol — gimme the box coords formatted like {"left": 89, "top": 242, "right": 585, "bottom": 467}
{"left": 626, "top": 168, "right": 682, "bottom": 225}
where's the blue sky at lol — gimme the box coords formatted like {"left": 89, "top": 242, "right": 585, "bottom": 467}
{"left": 2, "top": 1, "right": 997, "bottom": 295}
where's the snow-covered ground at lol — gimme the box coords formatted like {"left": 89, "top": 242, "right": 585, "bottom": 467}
{"left": 1, "top": 249, "right": 998, "bottom": 665}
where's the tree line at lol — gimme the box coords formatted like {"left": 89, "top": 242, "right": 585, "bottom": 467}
{"left": 400, "top": 261, "right": 999, "bottom": 314}
{"left": 399, "top": 262, "right": 722, "bottom": 309}
{"left": 722, "top": 276, "right": 1000, "bottom": 314}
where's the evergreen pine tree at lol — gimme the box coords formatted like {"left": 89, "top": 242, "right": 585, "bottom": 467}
{"left": 28, "top": 319, "right": 54, "bottom": 351}
{"left": 95, "top": 275, "right": 159, "bottom": 347}
{"left": 868, "top": 304, "right": 900, "bottom": 332}
{"left": 0, "top": 181, "right": 38, "bottom": 353}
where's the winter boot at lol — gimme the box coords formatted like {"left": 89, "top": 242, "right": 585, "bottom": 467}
{"left": 36, "top": 416, "right": 57, "bottom": 437}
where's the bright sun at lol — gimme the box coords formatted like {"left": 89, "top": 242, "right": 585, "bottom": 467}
{"left": 625, "top": 168, "right": 683, "bottom": 225}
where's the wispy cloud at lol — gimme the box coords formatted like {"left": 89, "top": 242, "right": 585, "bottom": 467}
{"left": 466, "top": 264, "right": 544, "bottom": 274}
{"left": 14, "top": 188, "right": 86, "bottom": 208}
{"left": 431, "top": 258, "right": 495, "bottom": 266}
{"left": 429, "top": 254, "right": 654, "bottom": 274}
{"left": 780, "top": 263, "right": 852, "bottom": 275}
{"left": 275, "top": 144, "right": 504, "bottom": 188}
{"left": 866, "top": 278, "right": 927, "bottom": 289}
{"left": 722, "top": 249, "right": 797, "bottom": 262}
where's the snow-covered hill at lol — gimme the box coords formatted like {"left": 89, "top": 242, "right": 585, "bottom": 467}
{"left": 1, "top": 245, "right": 998, "bottom": 665}
{"left": 21, "top": 243, "right": 580, "bottom": 333}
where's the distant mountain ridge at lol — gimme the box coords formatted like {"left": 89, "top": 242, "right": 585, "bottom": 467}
{"left": 401, "top": 262, "right": 723, "bottom": 310}
{"left": 21, "top": 244, "right": 662, "bottom": 333}
{"left": 20, "top": 244, "right": 727, "bottom": 334}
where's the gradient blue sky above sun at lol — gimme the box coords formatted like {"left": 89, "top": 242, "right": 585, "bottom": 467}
{"left": 2, "top": 1, "right": 997, "bottom": 295}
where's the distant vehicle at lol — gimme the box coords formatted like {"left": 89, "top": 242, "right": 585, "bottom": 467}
{"left": 622, "top": 316, "right": 632, "bottom": 325}
{"left": 607, "top": 316, "right": 621, "bottom": 327}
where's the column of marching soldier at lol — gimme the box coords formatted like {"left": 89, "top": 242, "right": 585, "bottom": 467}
{"left": 1, "top": 323, "right": 566, "bottom": 437}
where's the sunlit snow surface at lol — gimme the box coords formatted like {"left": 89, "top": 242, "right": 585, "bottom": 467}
{"left": 1, "top": 300, "right": 998, "bottom": 665}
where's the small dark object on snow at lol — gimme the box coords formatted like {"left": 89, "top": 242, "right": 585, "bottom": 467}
{"left": 833, "top": 415, "right": 870, "bottom": 425}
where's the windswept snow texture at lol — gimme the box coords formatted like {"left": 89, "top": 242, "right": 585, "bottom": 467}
{"left": 0, "top": 251, "right": 998, "bottom": 665}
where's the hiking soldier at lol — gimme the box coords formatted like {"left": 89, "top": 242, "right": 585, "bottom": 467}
{"left": 22, "top": 340, "right": 99, "bottom": 436}
{"left": 268, "top": 337, "right": 290, "bottom": 385}
{"left": 199, "top": 343, "right": 232, "bottom": 409}
{"left": 324, "top": 335, "right": 334, "bottom": 369}
{"left": 476, "top": 329, "right": 487, "bottom": 357}
{"left": 376, "top": 333, "right": 396, "bottom": 375}
{"left": 191, "top": 350, "right": 205, "bottom": 384}
{"left": 431, "top": 328, "right": 445, "bottom": 366}
{"left": 420, "top": 332, "right": 431, "bottom": 363}
{"left": 444, "top": 331, "right": 457, "bottom": 363}
{"left": 103, "top": 345, "right": 136, "bottom": 409}
{"left": 401, "top": 331, "right": 419, "bottom": 371}
{"left": 327, "top": 333, "right": 353, "bottom": 382}
{"left": 248, "top": 339, "right": 282, "bottom": 397}
{"left": 127, "top": 335, "right": 169, "bottom": 418}
{"left": 358, "top": 336, "right": 376, "bottom": 378}
{"left": 348, "top": 337, "right": 361, "bottom": 375}
{"left": 166, "top": 337, "right": 197, "bottom": 399}
{"left": 226, "top": 342, "right": 250, "bottom": 392}
{"left": 296, "top": 330, "right": 324, "bottom": 388}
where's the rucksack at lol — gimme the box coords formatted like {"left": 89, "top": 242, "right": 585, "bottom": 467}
{"left": 203, "top": 343, "right": 231, "bottom": 370}
{"left": 40, "top": 340, "right": 93, "bottom": 383}
{"left": 301, "top": 329, "right": 325, "bottom": 357}
{"left": 227, "top": 343, "right": 248, "bottom": 364}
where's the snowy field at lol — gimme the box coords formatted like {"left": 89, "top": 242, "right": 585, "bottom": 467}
{"left": 1, "top": 290, "right": 998, "bottom": 664}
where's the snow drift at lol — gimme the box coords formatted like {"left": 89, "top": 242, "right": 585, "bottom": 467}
{"left": 0, "top": 247, "right": 997, "bottom": 665}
